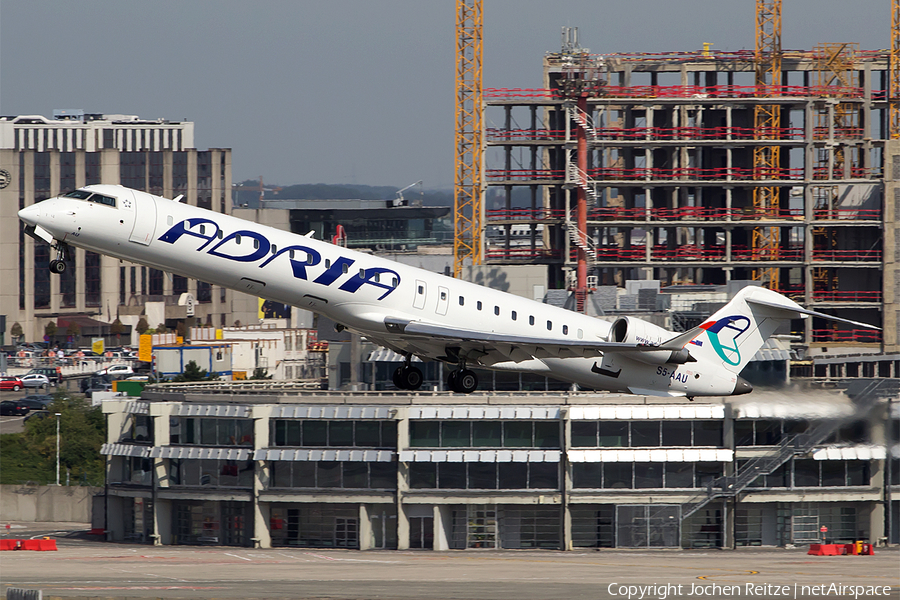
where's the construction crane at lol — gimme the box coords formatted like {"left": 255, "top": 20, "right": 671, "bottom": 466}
{"left": 751, "top": 0, "right": 782, "bottom": 290}
{"left": 453, "top": 0, "right": 484, "bottom": 277}
{"left": 892, "top": 0, "right": 900, "bottom": 138}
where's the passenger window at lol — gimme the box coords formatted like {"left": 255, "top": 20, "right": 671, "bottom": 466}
{"left": 392, "top": 277, "right": 399, "bottom": 287}
{"left": 289, "top": 249, "right": 295, "bottom": 259}
{"left": 578, "top": 329, "right": 583, "bottom": 339}
{"left": 477, "top": 301, "right": 482, "bottom": 311}
{"left": 235, "top": 234, "right": 242, "bottom": 244}
{"left": 494, "top": 306, "right": 500, "bottom": 316}
{"left": 440, "top": 291, "right": 447, "bottom": 300}
{"left": 342, "top": 263, "right": 349, "bottom": 274}
{"left": 529, "top": 316, "right": 535, "bottom": 326}
{"left": 217, "top": 230, "right": 224, "bottom": 239}
{"left": 459, "top": 296, "right": 464, "bottom": 306}
{"left": 167, "top": 215, "right": 173, "bottom": 225}
{"left": 253, "top": 239, "right": 259, "bottom": 249}
{"left": 563, "top": 325, "right": 569, "bottom": 335}
{"left": 325, "top": 259, "right": 331, "bottom": 268}
{"left": 374, "top": 273, "right": 380, "bottom": 282}
{"left": 418, "top": 285, "right": 424, "bottom": 295}
{"left": 199, "top": 225, "right": 206, "bottom": 235}
{"left": 547, "top": 320, "right": 552, "bottom": 331}
{"left": 511, "top": 311, "right": 517, "bottom": 321}
{"left": 359, "top": 268, "right": 365, "bottom": 277}
{"left": 271, "top": 245, "right": 277, "bottom": 254}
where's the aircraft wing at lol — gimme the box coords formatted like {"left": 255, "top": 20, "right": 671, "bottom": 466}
{"left": 383, "top": 316, "right": 692, "bottom": 360}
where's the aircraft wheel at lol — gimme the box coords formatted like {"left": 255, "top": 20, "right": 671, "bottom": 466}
{"left": 455, "top": 369, "right": 478, "bottom": 394}
{"left": 400, "top": 366, "right": 423, "bottom": 391}
{"left": 392, "top": 366, "right": 406, "bottom": 390}
{"left": 446, "top": 370, "right": 459, "bottom": 393}
{"left": 49, "top": 259, "right": 67, "bottom": 274}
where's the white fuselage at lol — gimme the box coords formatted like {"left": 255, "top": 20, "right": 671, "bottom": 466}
{"left": 19, "top": 186, "right": 742, "bottom": 397}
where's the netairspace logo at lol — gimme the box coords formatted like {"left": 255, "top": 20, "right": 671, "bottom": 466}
{"left": 605, "top": 582, "right": 894, "bottom": 600}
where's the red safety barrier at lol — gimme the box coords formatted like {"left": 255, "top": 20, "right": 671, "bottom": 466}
{"left": 0, "top": 538, "right": 57, "bottom": 551}
{"left": 808, "top": 543, "right": 874, "bottom": 556}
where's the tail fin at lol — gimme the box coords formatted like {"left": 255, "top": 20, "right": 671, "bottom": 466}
{"left": 683, "top": 287, "right": 799, "bottom": 374}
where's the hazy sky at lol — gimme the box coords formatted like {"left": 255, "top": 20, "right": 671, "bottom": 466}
{"left": 0, "top": 1, "right": 888, "bottom": 189}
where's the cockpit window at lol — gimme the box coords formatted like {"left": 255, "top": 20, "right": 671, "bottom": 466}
{"left": 64, "top": 189, "right": 116, "bottom": 207}
{"left": 90, "top": 194, "right": 117, "bottom": 207}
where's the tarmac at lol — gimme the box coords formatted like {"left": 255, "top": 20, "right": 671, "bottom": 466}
{"left": 0, "top": 523, "right": 898, "bottom": 600}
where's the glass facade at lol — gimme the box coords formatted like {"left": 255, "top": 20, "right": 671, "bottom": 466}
{"left": 409, "top": 420, "right": 559, "bottom": 448}
{"left": 572, "top": 420, "right": 723, "bottom": 447}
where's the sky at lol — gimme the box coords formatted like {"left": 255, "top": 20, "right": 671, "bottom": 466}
{"left": 0, "top": 0, "right": 889, "bottom": 190}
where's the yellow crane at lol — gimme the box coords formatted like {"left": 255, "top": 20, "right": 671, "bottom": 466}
{"left": 453, "top": 0, "right": 484, "bottom": 277}
{"left": 751, "top": 0, "right": 782, "bottom": 290}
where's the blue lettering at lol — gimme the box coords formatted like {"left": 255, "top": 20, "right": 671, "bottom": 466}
{"left": 259, "top": 244, "right": 322, "bottom": 280}
{"left": 208, "top": 230, "right": 270, "bottom": 262}
{"left": 338, "top": 267, "right": 400, "bottom": 300}
{"left": 155, "top": 218, "right": 402, "bottom": 301}
{"left": 157, "top": 218, "right": 220, "bottom": 251}
{"left": 314, "top": 256, "right": 355, "bottom": 286}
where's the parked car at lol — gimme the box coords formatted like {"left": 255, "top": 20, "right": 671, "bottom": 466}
{"left": 95, "top": 364, "right": 134, "bottom": 378}
{"left": 21, "top": 373, "right": 50, "bottom": 389}
{"left": 84, "top": 382, "right": 114, "bottom": 398}
{"left": 0, "top": 400, "right": 28, "bottom": 415}
{"left": 0, "top": 376, "right": 24, "bottom": 391}
{"left": 24, "top": 410, "right": 51, "bottom": 423}
{"left": 17, "top": 396, "right": 53, "bottom": 412}
{"left": 25, "top": 367, "right": 61, "bottom": 385}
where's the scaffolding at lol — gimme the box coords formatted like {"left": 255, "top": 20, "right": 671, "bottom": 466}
{"left": 482, "top": 46, "right": 890, "bottom": 346}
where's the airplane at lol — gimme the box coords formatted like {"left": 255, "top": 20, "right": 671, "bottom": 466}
{"left": 18, "top": 184, "right": 880, "bottom": 399}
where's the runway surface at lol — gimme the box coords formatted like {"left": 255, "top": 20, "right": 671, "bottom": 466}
{"left": 1, "top": 525, "right": 897, "bottom": 600}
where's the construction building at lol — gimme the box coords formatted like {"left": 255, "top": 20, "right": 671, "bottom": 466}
{"left": 483, "top": 41, "right": 898, "bottom": 354}
{"left": 0, "top": 111, "right": 260, "bottom": 347}
{"left": 99, "top": 381, "right": 898, "bottom": 549}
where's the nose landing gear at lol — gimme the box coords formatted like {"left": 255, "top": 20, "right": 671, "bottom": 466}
{"left": 48, "top": 242, "right": 70, "bottom": 274}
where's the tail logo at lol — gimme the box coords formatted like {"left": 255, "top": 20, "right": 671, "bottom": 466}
{"left": 698, "top": 315, "right": 751, "bottom": 366}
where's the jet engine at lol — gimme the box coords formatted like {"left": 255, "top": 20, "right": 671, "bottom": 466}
{"left": 609, "top": 316, "right": 695, "bottom": 365}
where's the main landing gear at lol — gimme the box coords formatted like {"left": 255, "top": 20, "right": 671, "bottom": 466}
{"left": 393, "top": 355, "right": 424, "bottom": 391}
{"left": 446, "top": 366, "right": 478, "bottom": 394}
{"left": 48, "top": 242, "right": 70, "bottom": 274}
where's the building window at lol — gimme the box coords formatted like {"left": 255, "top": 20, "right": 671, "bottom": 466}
{"left": 409, "top": 421, "right": 559, "bottom": 448}
{"left": 572, "top": 462, "right": 726, "bottom": 489}
{"left": 168, "top": 459, "right": 254, "bottom": 488}
{"left": 170, "top": 417, "right": 254, "bottom": 446}
{"left": 148, "top": 268, "right": 163, "bottom": 296}
{"left": 85, "top": 251, "right": 101, "bottom": 306}
{"left": 269, "top": 461, "right": 397, "bottom": 490}
{"left": 409, "top": 462, "right": 559, "bottom": 490}
{"left": 33, "top": 243, "right": 51, "bottom": 308}
{"left": 173, "top": 275, "right": 188, "bottom": 296}
{"left": 571, "top": 421, "right": 723, "bottom": 448}
{"left": 197, "top": 281, "right": 212, "bottom": 303}
{"left": 271, "top": 420, "right": 397, "bottom": 448}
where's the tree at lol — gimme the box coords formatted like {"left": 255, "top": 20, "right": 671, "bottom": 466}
{"left": 44, "top": 321, "right": 57, "bottom": 341}
{"left": 172, "top": 360, "right": 211, "bottom": 382}
{"left": 65, "top": 322, "right": 81, "bottom": 343}
{"left": 135, "top": 317, "right": 149, "bottom": 335}
{"left": 110, "top": 318, "right": 126, "bottom": 344}
{"left": 155, "top": 323, "right": 167, "bottom": 334}
{"left": 0, "top": 391, "right": 107, "bottom": 485}
{"left": 250, "top": 368, "right": 273, "bottom": 380}
{"left": 10, "top": 322, "right": 23, "bottom": 342}
{"left": 175, "top": 321, "right": 186, "bottom": 339}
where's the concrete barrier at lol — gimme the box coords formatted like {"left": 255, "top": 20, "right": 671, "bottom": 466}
{"left": 0, "top": 485, "right": 101, "bottom": 522}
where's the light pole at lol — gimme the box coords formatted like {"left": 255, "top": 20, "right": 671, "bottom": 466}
{"left": 55, "top": 413, "right": 61, "bottom": 486}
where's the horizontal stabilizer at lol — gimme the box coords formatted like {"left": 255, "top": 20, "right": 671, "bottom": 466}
{"left": 746, "top": 297, "right": 881, "bottom": 331}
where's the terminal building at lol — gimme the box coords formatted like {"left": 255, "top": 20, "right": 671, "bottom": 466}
{"left": 100, "top": 381, "right": 899, "bottom": 550}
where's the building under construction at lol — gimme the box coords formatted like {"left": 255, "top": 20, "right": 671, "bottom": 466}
{"left": 482, "top": 38, "right": 898, "bottom": 354}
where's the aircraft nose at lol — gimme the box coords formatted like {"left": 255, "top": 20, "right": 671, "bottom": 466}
{"left": 17, "top": 203, "right": 41, "bottom": 226}
{"left": 733, "top": 376, "right": 753, "bottom": 395}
